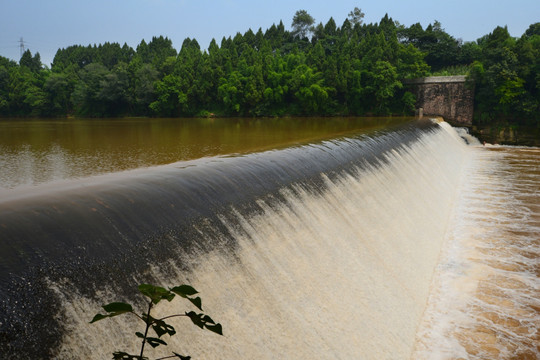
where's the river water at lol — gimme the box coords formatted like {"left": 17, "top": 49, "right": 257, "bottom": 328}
{"left": 0, "top": 117, "right": 538, "bottom": 359}
{"left": 413, "top": 142, "right": 540, "bottom": 359}
{"left": 0, "top": 117, "right": 408, "bottom": 190}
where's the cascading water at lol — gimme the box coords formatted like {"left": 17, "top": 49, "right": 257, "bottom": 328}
{"left": 412, "top": 139, "right": 540, "bottom": 359}
{"left": 1, "top": 119, "right": 537, "bottom": 359}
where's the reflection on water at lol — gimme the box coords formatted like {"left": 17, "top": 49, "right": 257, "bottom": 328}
{"left": 0, "top": 117, "right": 410, "bottom": 189}
{"left": 413, "top": 145, "right": 540, "bottom": 360}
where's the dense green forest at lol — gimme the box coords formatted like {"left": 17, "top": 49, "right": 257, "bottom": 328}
{"left": 0, "top": 9, "right": 538, "bottom": 126}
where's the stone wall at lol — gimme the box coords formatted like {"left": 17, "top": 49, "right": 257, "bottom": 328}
{"left": 472, "top": 125, "right": 540, "bottom": 147}
{"left": 405, "top": 76, "right": 474, "bottom": 125}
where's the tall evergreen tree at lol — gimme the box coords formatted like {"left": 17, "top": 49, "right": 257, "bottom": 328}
{"left": 291, "top": 10, "right": 315, "bottom": 39}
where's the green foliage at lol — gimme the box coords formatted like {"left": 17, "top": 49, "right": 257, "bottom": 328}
{"left": 150, "top": 74, "right": 187, "bottom": 116}
{"left": 397, "top": 44, "right": 430, "bottom": 79}
{"left": 19, "top": 50, "right": 42, "bottom": 73}
{"left": 431, "top": 65, "right": 471, "bottom": 76}
{"left": 131, "top": 63, "right": 159, "bottom": 114}
{"left": 469, "top": 24, "right": 540, "bottom": 124}
{"left": 0, "top": 11, "right": 537, "bottom": 125}
{"left": 291, "top": 10, "right": 315, "bottom": 39}
{"left": 348, "top": 7, "right": 365, "bottom": 26}
{"left": 400, "top": 91, "right": 417, "bottom": 114}
{"left": 0, "top": 10, "right": 430, "bottom": 118}
{"left": 397, "top": 20, "right": 463, "bottom": 71}
{"left": 91, "top": 284, "right": 222, "bottom": 360}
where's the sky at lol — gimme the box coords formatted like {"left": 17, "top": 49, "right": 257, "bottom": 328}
{"left": 1, "top": 0, "right": 538, "bottom": 66}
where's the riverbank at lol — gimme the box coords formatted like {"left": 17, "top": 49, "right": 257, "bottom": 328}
{"left": 471, "top": 124, "right": 540, "bottom": 147}
{"left": 443, "top": 119, "right": 539, "bottom": 147}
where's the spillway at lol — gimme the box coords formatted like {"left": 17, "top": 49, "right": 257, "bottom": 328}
{"left": 1, "top": 119, "right": 536, "bottom": 359}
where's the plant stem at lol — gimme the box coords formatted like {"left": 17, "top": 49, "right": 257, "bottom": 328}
{"left": 159, "top": 314, "right": 187, "bottom": 322}
{"left": 139, "top": 300, "right": 153, "bottom": 360}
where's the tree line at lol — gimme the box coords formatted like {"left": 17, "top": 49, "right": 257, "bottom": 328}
{"left": 0, "top": 9, "right": 538, "bottom": 126}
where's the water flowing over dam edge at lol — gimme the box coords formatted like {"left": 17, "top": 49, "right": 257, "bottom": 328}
{"left": 1, "top": 120, "right": 470, "bottom": 359}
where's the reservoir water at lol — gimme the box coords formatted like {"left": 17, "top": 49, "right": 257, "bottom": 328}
{"left": 0, "top": 117, "right": 538, "bottom": 359}
{"left": 0, "top": 117, "right": 408, "bottom": 190}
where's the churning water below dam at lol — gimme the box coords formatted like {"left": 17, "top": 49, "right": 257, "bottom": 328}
{"left": 0, "top": 118, "right": 538, "bottom": 359}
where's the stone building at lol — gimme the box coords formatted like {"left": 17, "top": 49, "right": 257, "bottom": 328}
{"left": 404, "top": 76, "right": 474, "bottom": 126}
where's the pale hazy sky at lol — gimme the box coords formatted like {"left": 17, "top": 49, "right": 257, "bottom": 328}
{"left": 1, "top": 0, "right": 538, "bottom": 66}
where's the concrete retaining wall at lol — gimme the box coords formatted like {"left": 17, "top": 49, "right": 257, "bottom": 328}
{"left": 404, "top": 76, "right": 474, "bottom": 125}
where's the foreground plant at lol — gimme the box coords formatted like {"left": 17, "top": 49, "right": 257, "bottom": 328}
{"left": 91, "top": 284, "right": 223, "bottom": 360}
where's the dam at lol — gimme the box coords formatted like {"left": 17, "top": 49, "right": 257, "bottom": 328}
{"left": 0, "top": 118, "right": 538, "bottom": 359}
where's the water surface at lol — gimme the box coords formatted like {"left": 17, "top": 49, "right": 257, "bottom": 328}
{"left": 0, "top": 117, "right": 411, "bottom": 190}
{"left": 413, "top": 144, "right": 540, "bottom": 359}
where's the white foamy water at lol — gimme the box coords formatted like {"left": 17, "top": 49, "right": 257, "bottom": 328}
{"left": 413, "top": 144, "right": 540, "bottom": 359}
{"left": 21, "top": 122, "right": 538, "bottom": 359}
{"left": 50, "top": 122, "right": 470, "bottom": 359}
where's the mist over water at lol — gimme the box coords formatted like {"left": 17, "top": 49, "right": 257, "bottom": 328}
{"left": 0, "top": 119, "right": 538, "bottom": 359}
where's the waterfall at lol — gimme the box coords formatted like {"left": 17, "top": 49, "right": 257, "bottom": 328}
{"left": 0, "top": 120, "right": 470, "bottom": 359}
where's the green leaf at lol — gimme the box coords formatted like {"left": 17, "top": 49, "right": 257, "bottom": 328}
{"left": 170, "top": 285, "right": 203, "bottom": 310}
{"left": 146, "top": 336, "right": 167, "bottom": 348}
{"left": 135, "top": 332, "right": 145, "bottom": 339}
{"left": 188, "top": 296, "right": 203, "bottom": 311}
{"left": 173, "top": 353, "right": 192, "bottom": 360}
{"left": 205, "top": 323, "right": 223, "bottom": 336}
{"left": 202, "top": 315, "right": 215, "bottom": 324}
{"left": 185, "top": 311, "right": 223, "bottom": 335}
{"left": 138, "top": 284, "right": 175, "bottom": 304}
{"left": 89, "top": 313, "right": 109, "bottom": 323}
{"left": 152, "top": 319, "right": 176, "bottom": 337}
{"left": 141, "top": 313, "right": 158, "bottom": 326}
{"left": 103, "top": 302, "right": 133, "bottom": 313}
{"left": 186, "top": 311, "right": 205, "bottom": 329}
{"left": 90, "top": 302, "right": 133, "bottom": 323}
{"left": 170, "top": 285, "right": 198, "bottom": 297}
